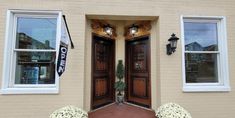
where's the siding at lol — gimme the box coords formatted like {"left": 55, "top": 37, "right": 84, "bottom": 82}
{"left": 0, "top": 0, "right": 234, "bottom": 118}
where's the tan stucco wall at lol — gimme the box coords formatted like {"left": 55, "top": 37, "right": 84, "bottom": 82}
{"left": 0, "top": 0, "right": 235, "bottom": 118}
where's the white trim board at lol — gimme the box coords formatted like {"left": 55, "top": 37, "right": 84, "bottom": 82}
{"left": 180, "top": 15, "right": 230, "bottom": 92}
{"left": 1, "top": 10, "right": 62, "bottom": 94}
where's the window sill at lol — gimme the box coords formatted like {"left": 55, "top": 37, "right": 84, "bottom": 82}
{"left": 183, "top": 86, "right": 231, "bottom": 92}
{"left": 0, "top": 87, "right": 59, "bottom": 94}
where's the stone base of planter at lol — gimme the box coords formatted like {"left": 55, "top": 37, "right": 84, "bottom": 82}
{"left": 116, "top": 95, "right": 124, "bottom": 104}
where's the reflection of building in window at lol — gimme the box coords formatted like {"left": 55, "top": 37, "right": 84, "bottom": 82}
{"left": 185, "top": 53, "right": 217, "bottom": 83}
{"left": 21, "top": 67, "right": 39, "bottom": 84}
{"left": 17, "top": 32, "right": 53, "bottom": 49}
{"left": 185, "top": 42, "right": 217, "bottom": 51}
{"left": 16, "top": 33, "right": 55, "bottom": 84}
{"left": 185, "top": 42, "right": 203, "bottom": 51}
{"left": 185, "top": 40, "right": 218, "bottom": 83}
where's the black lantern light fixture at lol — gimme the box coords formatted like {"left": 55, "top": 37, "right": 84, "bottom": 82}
{"left": 129, "top": 24, "right": 138, "bottom": 36}
{"left": 104, "top": 24, "right": 113, "bottom": 36}
{"left": 166, "top": 33, "right": 179, "bottom": 55}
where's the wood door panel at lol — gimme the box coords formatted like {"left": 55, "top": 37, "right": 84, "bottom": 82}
{"left": 94, "top": 40, "right": 109, "bottom": 72}
{"left": 92, "top": 34, "right": 115, "bottom": 109}
{"left": 131, "top": 43, "right": 148, "bottom": 72}
{"left": 94, "top": 77, "right": 108, "bottom": 98}
{"left": 132, "top": 76, "right": 148, "bottom": 98}
{"left": 126, "top": 36, "right": 151, "bottom": 108}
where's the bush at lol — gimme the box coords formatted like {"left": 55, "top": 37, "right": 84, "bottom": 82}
{"left": 50, "top": 106, "right": 88, "bottom": 118}
{"left": 156, "top": 103, "right": 192, "bottom": 118}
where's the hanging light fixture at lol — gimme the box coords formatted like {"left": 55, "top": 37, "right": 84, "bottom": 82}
{"left": 129, "top": 24, "right": 138, "bottom": 36}
{"left": 103, "top": 24, "right": 113, "bottom": 36}
{"left": 166, "top": 33, "right": 179, "bottom": 55}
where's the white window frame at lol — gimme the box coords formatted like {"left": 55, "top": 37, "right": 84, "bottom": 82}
{"left": 181, "top": 16, "right": 230, "bottom": 92}
{"left": 1, "top": 10, "right": 62, "bottom": 94}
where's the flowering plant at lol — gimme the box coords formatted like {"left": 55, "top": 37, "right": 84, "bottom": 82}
{"left": 156, "top": 103, "right": 192, "bottom": 118}
{"left": 50, "top": 105, "right": 88, "bottom": 118}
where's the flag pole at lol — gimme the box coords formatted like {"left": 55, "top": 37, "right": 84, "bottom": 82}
{"left": 62, "top": 15, "right": 74, "bottom": 49}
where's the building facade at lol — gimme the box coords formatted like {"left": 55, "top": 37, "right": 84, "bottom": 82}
{"left": 0, "top": 0, "right": 235, "bottom": 118}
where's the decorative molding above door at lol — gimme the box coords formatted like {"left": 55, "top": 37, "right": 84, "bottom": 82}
{"left": 91, "top": 20, "right": 117, "bottom": 39}
{"left": 124, "top": 21, "right": 151, "bottom": 40}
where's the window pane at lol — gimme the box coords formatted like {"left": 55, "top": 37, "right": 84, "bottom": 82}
{"left": 185, "top": 53, "right": 218, "bottom": 83}
{"left": 15, "top": 52, "right": 56, "bottom": 84}
{"left": 184, "top": 22, "right": 218, "bottom": 51}
{"left": 16, "top": 17, "right": 57, "bottom": 49}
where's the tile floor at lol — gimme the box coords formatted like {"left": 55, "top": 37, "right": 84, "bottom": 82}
{"left": 88, "top": 103, "right": 156, "bottom": 118}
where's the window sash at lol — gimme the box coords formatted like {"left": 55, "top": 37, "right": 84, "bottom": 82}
{"left": 13, "top": 49, "right": 56, "bottom": 52}
{"left": 10, "top": 51, "right": 56, "bottom": 87}
{"left": 10, "top": 15, "right": 58, "bottom": 87}
{"left": 15, "top": 14, "right": 58, "bottom": 20}
{"left": 184, "top": 52, "right": 221, "bottom": 84}
{"left": 184, "top": 18, "right": 220, "bottom": 23}
{"left": 14, "top": 15, "right": 57, "bottom": 50}
{"left": 184, "top": 19, "right": 221, "bottom": 84}
{"left": 185, "top": 51, "right": 219, "bottom": 54}
{"left": 13, "top": 84, "right": 56, "bottom": 88}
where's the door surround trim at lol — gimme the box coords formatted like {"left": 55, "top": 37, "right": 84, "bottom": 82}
{"left": 84, "top": 18, "right": 159, "bottom": 111}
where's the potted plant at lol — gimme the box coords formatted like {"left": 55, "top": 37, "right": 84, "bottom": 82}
{"left": 114, "top": 60, "right": 126, "bottom": 104}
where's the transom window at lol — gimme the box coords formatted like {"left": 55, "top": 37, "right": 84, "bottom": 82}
{"left": 181, "top": 16, "right": 230, "bottom": 92}
{"left": 1, "top": 10, "right": 62, "bottom": 94}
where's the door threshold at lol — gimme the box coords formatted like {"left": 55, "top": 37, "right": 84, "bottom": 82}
{"left": 124, "top": 102, "right": 153, "bottom": 111}
{"left": 89, "top": 102, "right": 115, "bottom": 113}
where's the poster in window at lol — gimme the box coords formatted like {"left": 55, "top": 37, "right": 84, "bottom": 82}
{"left": 23, "top": 67, "right": 39, "bottom": 84}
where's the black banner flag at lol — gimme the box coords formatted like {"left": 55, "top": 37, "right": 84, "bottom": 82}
{"left": 57, "top": 15, "right": 74, "bottom": 77}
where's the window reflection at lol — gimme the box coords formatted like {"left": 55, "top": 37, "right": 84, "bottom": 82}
{"left": 184, "top": 22, "right": 218, "bottom": 51}
{"left": 185, "top": 53, "right": 218, "bottom": 83}
{"left": 15, "top": 52, "right": 56, "bottom": 84}
{"left": 16, "top": 18, "right": 57, "bottom": 49}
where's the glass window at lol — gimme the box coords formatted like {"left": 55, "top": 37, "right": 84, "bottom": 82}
{"left": 16, "top": 18, "right": 57, "bottom": 49}
{"left": 185, "top": 53, "right": 218, "bottom": 83}
{"left": 1, "top": 10, "right": 61, "bottom": 94}
{"left": 14, "top": 17, "right": 57, "bottom": 85}
{"left": 184, "top": 22, "right": 218, "bottom": 51}
{"left": 184, "top": 21, "right": 219, "bottom": 83}
{"left": 15, "top": 52, "right": 56, "bottom": 84}
{"left": 182, "top": 17, "right": 230, "bottom": 92}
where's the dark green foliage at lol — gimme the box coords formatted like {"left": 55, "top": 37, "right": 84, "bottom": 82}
{"left": 114, "top": 81, "right": 126, "bottom": 95}
{"left": 116, "top": 60, "right": 124, "bottom": 80}
{"left": 114, "top": 60, "right": 126, "bottom": 95}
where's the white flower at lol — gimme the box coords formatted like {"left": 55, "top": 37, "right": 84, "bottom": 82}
{"left": 156, "top": 103, "right": 192, "bottom": 118}
{"left": 50, "top": 105, "right": 88, "bottom": 118}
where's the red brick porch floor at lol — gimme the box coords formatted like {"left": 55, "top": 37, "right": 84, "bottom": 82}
{"left": 88, "top": 103, "right": 156, "bottom": 118}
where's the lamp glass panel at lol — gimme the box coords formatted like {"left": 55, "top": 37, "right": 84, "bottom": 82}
{"left": 170, "top": 40, "right": 177, "bottom": 48}
{"left": 105, "top": 27, "right": 112, "bottom": 35}
{"left": 130, "top": 27, "right": 138, "bottom": 35}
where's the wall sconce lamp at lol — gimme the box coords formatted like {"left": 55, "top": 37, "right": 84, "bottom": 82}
{"left": 166, "top": 33, "right": 179, "bottom": 55}
{"left": 129, "top": 24, "right": 139, "bottom": 36}
{"left": 104, "top": 24, "right": 113, "bottom": 36}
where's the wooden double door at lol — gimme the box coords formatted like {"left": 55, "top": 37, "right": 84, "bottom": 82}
{"left": 125, "top": 36, "right": 151, "bottom": 108}
{"left": 91, "top": 35, "right": 151, "bottom": 109}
